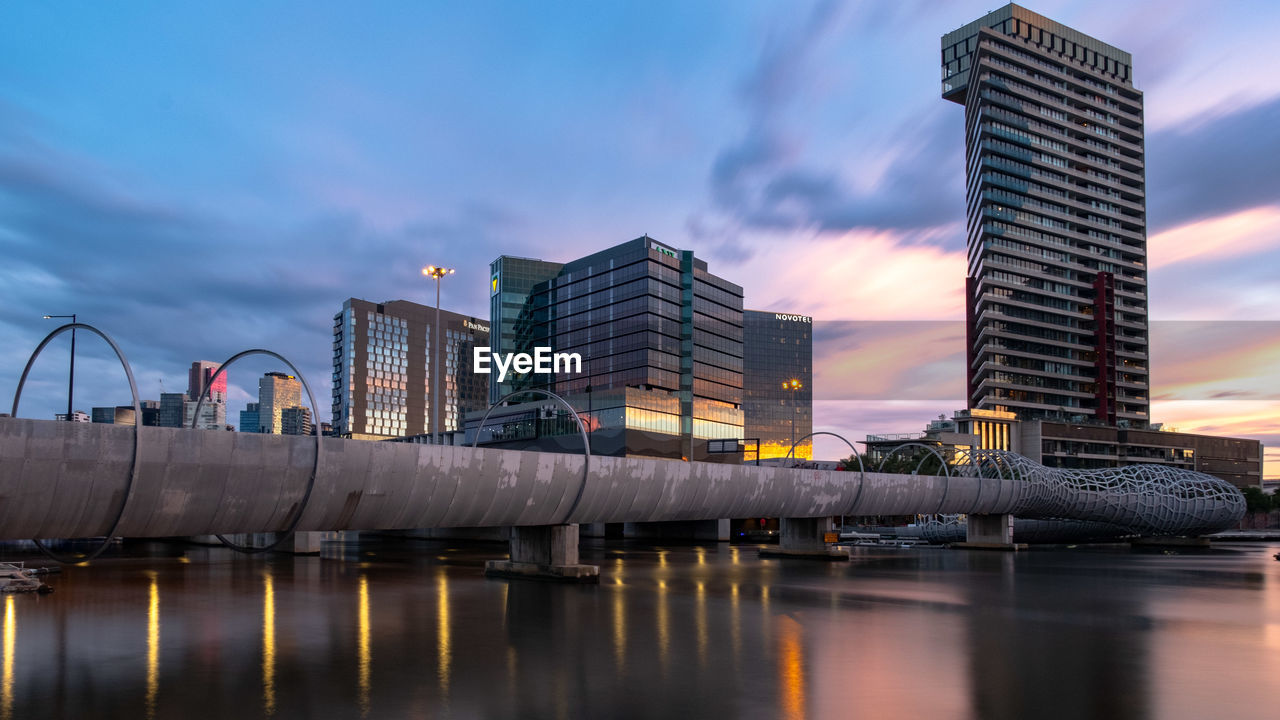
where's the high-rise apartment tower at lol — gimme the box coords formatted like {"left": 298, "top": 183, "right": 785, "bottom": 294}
{"left": 943, "top": 4, "right": 1149, "bottom": 426}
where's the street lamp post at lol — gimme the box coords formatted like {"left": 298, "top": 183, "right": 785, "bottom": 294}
{"left": 784, "top": 378, "right": 802, "bottom": 467}
{"left": 43, "top": 314, "right": 77, "bottom": 420}
{"left": 422, "top": 265, "right": 454, "bottom": 445}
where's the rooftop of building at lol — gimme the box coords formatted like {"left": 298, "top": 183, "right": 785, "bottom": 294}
{"left": 942, "top": 3, "right": 1132, "bottom": 66}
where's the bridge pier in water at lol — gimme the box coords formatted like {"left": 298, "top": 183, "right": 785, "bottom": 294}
{"left": 290, "top": 532, "right": 322, "bottom": 554}
{"left": 953, "top": 513, "right": 1025, "bottom": 550}
{"left": 484, "top": 524, "right": 600, "bottom": 583}
{"left": 759, "top": 517, "right": 849, "bottom": 560}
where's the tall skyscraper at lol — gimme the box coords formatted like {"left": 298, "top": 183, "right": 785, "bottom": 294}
{"left": 258, "top": 371, "right": 301, "bottom": 435}
{"left": 742, "top": 311, "right": 813, "bottom": 461}
{"left": 942, "top": 4, "right": 1149, "bottom": 426}
{"left": 188, "top": 361, "right": 226, "bottom": 403}
{"left": 331, "top": 298, "right": 490, "bottom": 440}
{"left": 185, "top": 360, "right": 227, "bottom": 430}
{"left": 482, "top": 236, "right": 744, "bottom": 460}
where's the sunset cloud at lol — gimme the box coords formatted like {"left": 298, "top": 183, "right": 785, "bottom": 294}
{"left": 1, "top": 1, "right": 1276, "bottom": 477}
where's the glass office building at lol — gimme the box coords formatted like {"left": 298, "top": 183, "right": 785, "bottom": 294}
{"left": 239, "top": 403, "right": 260, "bottom": 434}
{"left": 480, "top": 236, "right": 745, "bottom": 460}
{"left": 332, "top": 297, "right": 490, "bottom": 440}
{"left": 943, "top": 4, "right": 1149, "bottom": 426}
{"left": 743, "top": 310, "right": 813, "bottom": 461}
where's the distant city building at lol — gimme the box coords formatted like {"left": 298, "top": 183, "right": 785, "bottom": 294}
{"left": 474, "top": 236, "right": 744, "bottom": 461}
{"left": 54, "top": 410, "right": 91, "bottom": 423}
{"left": 487, "top": 256, "right": 567, "bottom": 404}
{"left": 258, "top": 372, "right": 301, "bottom": 435}
{"left": 140, "top": 400, "right": 161, "bottom": 427}
{"left": 332, "top": 298, "right": 490, "bottom": 440}
{"left": 158, "top": 392, "right": 187, "bottom": 428}
{"left": 184, "top": 360, "right": 227, "bottom": 430}
{"left": 865, "top": 409, "right": 1263, "bottom": 489}
{"left": 743, "top": 310, "right": 813, "bottom": 461}
{"left": 943, "top": 5, "right": 1150, "bottom": 426}
{"left": 184, "top": 400, "right": 224, "bottom": 431}
{"left": 239, "top": 403, "right": 261, "bottom": 433}
{"left": 188, "top": 361, "right": 226, "bottom": 403}
{"left": 91, "top": 406, "right": 136, "bottom": 426}
{"left": 281, "top": 406, "right": 313, "bottom": 436}
{"left": 1022, "top": 421, "right": 1262, "bottom": 489}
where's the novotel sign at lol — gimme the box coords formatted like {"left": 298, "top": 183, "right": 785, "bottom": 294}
{"left": 774, "top": 313, "right": 812, "bottom": 323}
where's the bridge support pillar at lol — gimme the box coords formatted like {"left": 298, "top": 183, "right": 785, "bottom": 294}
{"left": 289, "top": 531, "right": 322, "bottom": 555}
{"left": 485, "top": 524, "right": 599, "bottom": 583}
{"left": 953, "top": 513, "right": 1024, "bottom": 550}
{"left": 759, "top": 517, "right": 849, "bottom": 560}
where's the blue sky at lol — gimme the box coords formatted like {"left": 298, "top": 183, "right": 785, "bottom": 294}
{"left": 3, "top": 1, "right": 1279, "bottom": 469}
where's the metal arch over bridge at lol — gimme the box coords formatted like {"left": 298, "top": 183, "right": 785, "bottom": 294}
{"left": 0, "top": 418, "right": 1244, "bottom": 544}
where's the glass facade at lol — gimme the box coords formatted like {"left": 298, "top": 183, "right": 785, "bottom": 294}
{"left": 239, "top": 403, "right": 260, "bottom": 433}
{"left": 483, "top": 237, "right": 745, "bottom": 458}
{"left": 158, "top": 392, "right": 186, "bottom": 428}
{"left": 742, "top": 311, "right": 813, "bottom": 460}
{"left": 331, "top": 298, "right": 490, "bottom": 439}
{"left": 942, "top": 4, "right": 1149, "bottom": 426}
{"left": 258, "top": 372, "right": 301, "bottom": 435}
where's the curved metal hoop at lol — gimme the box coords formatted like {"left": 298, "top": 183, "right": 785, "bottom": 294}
{"left": 194, "top": 349, "right": 321, "bottom": 554}
{"left": 783, "top": 430, "right": 868, "bottom": 512}
{"left": 472, "top": 389, "right": 590, "bottom": 525}
{"left": 784, "top": 431, "right": 865, "bottom": 473}
{"left": 11, "top": 323, "right": 142, "bottom": 564}
{"left": 874, "top": 442, "right": 952, "bottom": 476}
{"left": 955, "top": 448, "right": 1011, "bottom": 511}
{"left": 873, "top": 442, "right": 954, "bottom": 515}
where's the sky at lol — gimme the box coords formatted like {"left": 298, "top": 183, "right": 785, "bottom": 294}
{"left": 2, "top": 1, "right": 1278, "bottom": 475}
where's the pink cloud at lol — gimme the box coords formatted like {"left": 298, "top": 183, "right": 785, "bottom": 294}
{"left": 1149, "top": 205, "right": 1280, "bottom": 269}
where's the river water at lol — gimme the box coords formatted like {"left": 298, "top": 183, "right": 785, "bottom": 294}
{"left": 3, "top": 537, "right": 1278, "bottom": 719}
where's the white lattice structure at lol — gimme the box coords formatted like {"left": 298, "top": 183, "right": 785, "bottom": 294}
{"left": 940, "top": 449, "right": 1245, "bottom": 539}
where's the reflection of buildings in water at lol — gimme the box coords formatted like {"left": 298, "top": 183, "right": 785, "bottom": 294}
{"left": 612, "top": 584, "right": 626, "bottom": 674}
{"left": 262, "top": 572, "right": 276, "bottom": 717}
{"left": 146, "top": 574, "right": 159, "bottom": 720}
{"left": 695, "top": 581, "right": 709, "bottom": 667}
{"left": 962, "top": 552, "right": 1151, "bottom": 720}
{"left": 657, "top": 579, "right": 670, "bottom": 678}
{"left": 2, "top": 596, "right": 13, "bottom": 720}
{"left": 435, "top": 568, "right": 450, "bottom": 696}
{"left": 778, "top": 616, "right": 807, "bottom": 720}
{"left": 357, "top": 575, "right": 371, "bottom": 717}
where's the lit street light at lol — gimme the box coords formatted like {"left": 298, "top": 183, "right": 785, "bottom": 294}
{"left": 422, "top": 265, "right": 455, "bottom": 444}
{"left": 43, "top": 314, "right": 77, "bottom": 421}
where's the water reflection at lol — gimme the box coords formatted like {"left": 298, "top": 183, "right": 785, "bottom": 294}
{"left": 262, "top": 572, "right": 276, "bottom": 717}
{"left": 146, "top": 574, "right": 159, "bottom": 719}
{"left": 612, "top": 585, "right": 626, "bottom": 673}
{"left": 778, "top": 617, "right": 806, "bottom": 720}
{"left": 962, "top": 551, "right": 1151, "bottom": 720}
{"left": 436, "top": 567, "right": 450, "bottom": 696}
{"left": 0, "top": 540, "right": 1275, "bottom": 719}
{"left": 656, "top": 579, "right": 669, "bottom": 677}
{"left": 2, "top": 596, "right": 13, "bottom": 720}
{"left": 357, "top": 575, "right": 370, "bottom": 717}
{"left": 695, "top": 581, "right": 708, "bottom": 666}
